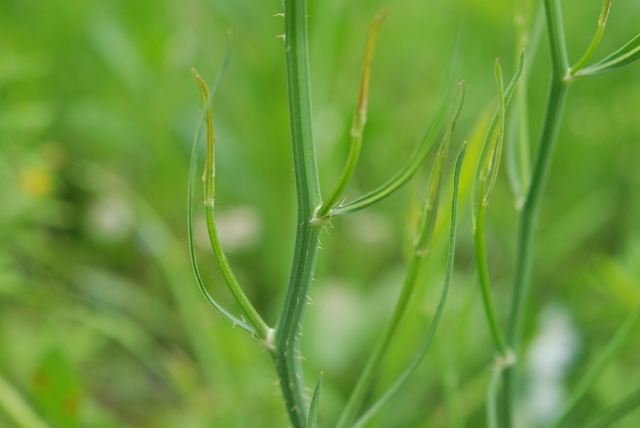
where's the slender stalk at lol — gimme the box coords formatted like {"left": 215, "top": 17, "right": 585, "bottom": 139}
{"left": 500, "top": 0, "right": 570, "bottom": 425}
{"left": 351, "top": 144, "right": 467, "bottom": 428}
{"left": 336, "top": 86, "right": 464, "bottom": 428}
{"left": 274, "top": 0, "right": 323, "bottom": 426}
{"left": 501, "top": 77, "right": 568, "bottom": 428}
{"left": 335, "top": 255, "right": 424, "bottom": 428}
{"left": 474, "top": 188, "right": 508, "bottom": 357}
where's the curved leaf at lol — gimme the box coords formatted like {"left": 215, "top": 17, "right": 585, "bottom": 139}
{"left": 577, "top": 33, "right": 640, "bottom": 77}
{"left": 352, "top": 143, "right": 466, "bottom": 428}
{"left": 187, "top": 35, "right": 257, "bottom": 336}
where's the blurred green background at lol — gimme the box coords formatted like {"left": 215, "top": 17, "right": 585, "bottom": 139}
{"left": 1, "top": 0, "right": 639, "bottom": 427}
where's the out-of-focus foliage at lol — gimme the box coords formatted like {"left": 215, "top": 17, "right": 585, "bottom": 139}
{"left": 0, "top": 0, "right": 638, "bottom": 426}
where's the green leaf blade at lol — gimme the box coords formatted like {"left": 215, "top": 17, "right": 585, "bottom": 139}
{"left": 577, "top": 33, "right": 640, "bottom": 77}
{"left": 307, "top": 375, "right": 323, "bottom": 428}
{"left": 352, "top": 143, "right": 467, "bottom": 428}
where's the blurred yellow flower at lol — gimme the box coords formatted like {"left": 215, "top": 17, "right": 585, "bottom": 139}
{"left": 18, "top": 167, "right": 53, "bottom": 198}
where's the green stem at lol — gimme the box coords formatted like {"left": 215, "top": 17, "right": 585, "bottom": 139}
{"left": 274, "top": 0, "right": 323, "bottom": 426}
{"left": 501, "top": 71, "right": 568, "bottom": 428}
{"left": 335, "top": 254, "right": 424, "bottom": 428}
{"left": 501, "top": 1, "right": 570, "bottom": 425}
{"left": 474, "top": 187, "right": 508, "bottom": 357}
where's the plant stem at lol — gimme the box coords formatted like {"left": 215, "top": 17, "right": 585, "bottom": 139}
{"left": 274, "top": 0, "right": 323, "bottom": 426}
{"left": 335, "top": 254, "right": 424, "bottom": 428}
{"left": 474, "top": 187, "right": 508, "bottom": 357}
{"left": 501, "top": 76, "right": 568, "bottom": 428}
{"left": 500, "top": 0, "right": 570, "bottom": 425}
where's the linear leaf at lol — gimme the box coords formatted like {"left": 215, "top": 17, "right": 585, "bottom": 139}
{"left": 414, "top": 81, "right": 465, "bottom": 254}
{"left": 325, "top": 32, "right": 464, "bottom": 219}
{"left": 569, "top": 0, "right": 612, "bottom": 75}
{"left": 187, "top": 36, "right": 256, "bottom": 336}
{"left": 471, "top": 50, "right": 525, "bottom": 230}
{"left": 577, "top": 33, "right": 640, "bottom": 77}
{"left": 353, "top": 143, "right": 466, "bottom": 428}
{"left": 307, "top": 375, "right": 322, "bottom": 428}
{"left": 334, "top": 87, "right": 464, "bottom": 428}
{"left": 316, "top": 10, "right": 386, "bottom": 218}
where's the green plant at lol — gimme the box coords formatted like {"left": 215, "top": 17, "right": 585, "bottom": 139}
{"left": 187, "top": 0, "right": 640, "bottom": 427}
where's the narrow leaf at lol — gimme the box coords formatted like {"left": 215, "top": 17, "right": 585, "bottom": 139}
{"left": 470, "top": 59, "right": 511, "bottom": 357}
{"left": 316, "top": 10, "right": 386, "bottom": 218}
{"left": 353, "top": 143, "right": 466, "bottom": 428}
{"left": 577, "top": 33, "right": 640, "bottom": 77}
{"left": 326, "top": 32, "right": 465, "bottom": 219}
{"left": 569, "top": 0, "right": 612, "bottom": 75}
{"left": 335, "top": 82, "right": 464, "bottom": 428}
{"left": 307, "top": 375, "right": 323, "bottom": 428}
{"left": 471, "top": 50, "right": 525, "bottom": 230}
{"left": 415, "top": 81, "right": 465, "bottom": 254}
{"left": 187, "top": 37, "right": 256, "bottom": 336}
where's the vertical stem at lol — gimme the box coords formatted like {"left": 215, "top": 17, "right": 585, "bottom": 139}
{"left": 274, "top": 0, "right": 323, "bottom": 427}
{"left": 500, "top": 0, "right": 570, "bottom": 425}
{"left": 501, "top": 77, "right": 568, "bottom": 428}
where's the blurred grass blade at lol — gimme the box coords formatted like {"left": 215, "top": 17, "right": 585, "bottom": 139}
{"left": 415, "top": 81, "right": 465, "bottom": 254}
{"left": 307, "top": 375, "right": 323, "bottom": 428}
{"left": 326, "top": 31, "right": 464, "bottom": 219}
{"left": 353, "top": 143, "right": 466, "bottom": 428}
{"left": 576, "top": 386, "right": 640, "bottom": 428}
{"left": 0, "top": 374, "right": 51, "bottom": 428}
{"left": 569, "top": 0, "right": 612, "bottom": 75}
{"left": 551, "top": 302, "right": 640, "bottom": 428}
{"left": 481, "top": 59, "right": 506, "bottom": 207}
{"left": 316, "top": 9, "right": 386, "bottom": 218}
{"left": 187, "top": 38, "right": 256, "bottom": 336}
{"left": 470, "top": 59, "right": 510, "bottom": 357}
{"left": 335, "top": 87, "right": 463, "bottom": 428}
{"left": 471, "top": 50, "right": 524, "bottom": 230}
{"left": 576, "top": 33, "right": 640, "bottom": 77}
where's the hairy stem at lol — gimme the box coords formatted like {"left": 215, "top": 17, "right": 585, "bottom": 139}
{"left": 274, "top": 0, "right": 323, "bottom": 426}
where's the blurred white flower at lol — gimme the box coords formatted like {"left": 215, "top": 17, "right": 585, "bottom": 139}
{"left": 521, "top": 305, "right": 579, "bottom": 427}
{"left": 85, "top": 196, "right": 133, "bottom": 243}
{"left": 196, "top": 206, "right": 261, "bottom": 253}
